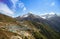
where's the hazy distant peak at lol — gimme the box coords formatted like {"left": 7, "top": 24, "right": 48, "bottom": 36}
{"left": 40, "top": 13, "right": 57, "bottom": 19}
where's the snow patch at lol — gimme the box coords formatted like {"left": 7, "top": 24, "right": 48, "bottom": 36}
{"left": 23, "top": 14, "right": 28, "bottom": 17}
{"left": 40, "top": 12, "right": 56, "bottom": 19}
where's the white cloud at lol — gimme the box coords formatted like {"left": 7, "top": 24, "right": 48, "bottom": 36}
{"left": 23, "top": 7, "right": 26, "bottom": 11}
{"left": 11, "top": 0, "right": 18, "bottom": 4}
{"left": 11, "top": 0, "right": 18, "bottom": 8}
{"left": 18, "top": 3, "right": 24, "bottom": 8}
{"left": 0, "top": 3, "right": 14, "bottom": 17}
{"left": 50, "top": 2, "right": 55, "bottom": 6}
{"left": 11, "top": 0, "right": 27, "bottom": 12}
{"left": 40, "top": 13, "right": 48, "bottom": 15}
{"left": 49, "top": 12, "right": 55, "bottom": 15}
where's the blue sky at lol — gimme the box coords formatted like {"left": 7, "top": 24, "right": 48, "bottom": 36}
{"left": 0, "top": 0, "right": 60, "bottom": 17}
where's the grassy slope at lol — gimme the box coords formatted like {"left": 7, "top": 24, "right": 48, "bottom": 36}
{"left": 21, "top": 20, "right": 60, "bottom": 39}
{"left": 31, "top": 21, "right": 60, "bottom": 39}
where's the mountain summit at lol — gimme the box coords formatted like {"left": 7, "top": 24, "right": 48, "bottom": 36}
{"left": 21, "top": 13, "right": 40, "bottom": 18}
{"left": 16, "top": 13, "right": 42, "bottom": 21}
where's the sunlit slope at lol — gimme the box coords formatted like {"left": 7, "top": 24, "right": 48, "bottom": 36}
{"left": 16, "top": 13, "right": 60, "bottom": 39}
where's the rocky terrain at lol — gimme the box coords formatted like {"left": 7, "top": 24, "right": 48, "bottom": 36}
{"left": 0, "top": 13, "right": 60, "bottom": 39}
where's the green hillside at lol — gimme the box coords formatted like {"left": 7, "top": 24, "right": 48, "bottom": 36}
{"left": 0, "top": 13, "right": 16, "bottom": 22}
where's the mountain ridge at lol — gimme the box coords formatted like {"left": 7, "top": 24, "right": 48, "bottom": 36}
{"left": 0, "top": 13, "right": 60, "bottom": 39}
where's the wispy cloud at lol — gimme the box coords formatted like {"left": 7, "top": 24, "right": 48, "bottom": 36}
{"left": 11, "top": 0, "right": 18, "bottom": 10}
{"left": 0, "top": 3, "right": 14, "bottom": 17}
{"left": 18, "top": 2, "right": 24, "bottom": 8}
{"left": 11, "top": 0, "right": 27, "bottom": 11}
{"left": 50, "top": 2, "right": 55, "bottom": 6}
{"left": 23, "top": 7, "right": 26, "bottom": 11}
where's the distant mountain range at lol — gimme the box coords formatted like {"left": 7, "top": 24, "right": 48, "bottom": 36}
{"left": 0, "top": 12, "right": 60, "bottom": 39}
{"left": 40, "top": 13, "right": 57, "bottom": 19}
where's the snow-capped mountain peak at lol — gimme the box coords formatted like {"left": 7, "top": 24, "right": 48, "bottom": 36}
{"left": 40, "top": 13, "right": 57, "bottom": 19}
{"left": 21, "top": 12, "right": 40, "bottom": 18}
{"left": 21, "top": 13, "right": 32, "bottom": 17}
{"left": 22, "top": 14, "right": 28, "bottom": 17}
